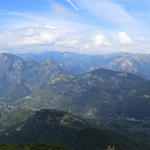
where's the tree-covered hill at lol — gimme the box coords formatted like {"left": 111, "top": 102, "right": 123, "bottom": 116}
{"left": 17, "top": 69, "right": 150, "bottom": 121}
{"left": 0, "top": 109, "right": 148, "bottom": 150}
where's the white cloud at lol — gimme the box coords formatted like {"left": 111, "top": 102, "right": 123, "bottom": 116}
{"left": 134, "top": 37, "right": 145, "bottom": 42}
{"left": 116, "top": 32, "right": 132, "bottom": 44}
{"left": 92, "top": 34, "right": 110, "bottom": 46}
{"left": 56, "top": 40, "right": 78, "bottom": 47}
{"left": 84, "top": 44, "right": 90, "bottom": 48}
{"left": 0, "top": 26, "right": 149, "bottom": 54}
{"left": 0, "top": 27, "right": 60, "bottom": 47}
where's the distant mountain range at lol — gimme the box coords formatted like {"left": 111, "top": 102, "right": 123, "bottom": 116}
{"left": 18, "top": 51, "right": 150, "bottom": 79}
{"left": 0, "top": 108, "right": 148, "bottom": 150}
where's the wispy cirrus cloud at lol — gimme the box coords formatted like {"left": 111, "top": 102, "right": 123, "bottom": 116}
{"left": 66, "top": 0, "right": 79, "bottom": 12}
{"left": 77, "top": 0, "right": 137, "bottom": 28}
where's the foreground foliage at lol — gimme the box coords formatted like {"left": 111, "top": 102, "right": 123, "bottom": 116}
{"left": 0, "top": 143, "right": 71, "bottom": 150}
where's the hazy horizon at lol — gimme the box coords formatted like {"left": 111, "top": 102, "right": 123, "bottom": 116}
{"left": 1, "top": 50, "right": 150, "bottom": 56}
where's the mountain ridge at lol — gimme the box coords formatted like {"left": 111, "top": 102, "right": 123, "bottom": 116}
{"left": 0, "top": 53, "right": 68, "bottom": 105}
{"left": 18, "top": 51, "right": 150, "bottom": 79}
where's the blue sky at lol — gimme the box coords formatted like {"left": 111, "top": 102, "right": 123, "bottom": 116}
{"left": 0, "top": 0, "right": 150, "bottom": 54}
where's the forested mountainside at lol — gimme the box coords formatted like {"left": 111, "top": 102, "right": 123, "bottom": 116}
{"left": 0, "top": 109, "right": 149, "bottom": 150}
{"left": 17, "top": 68, "right": 150, "bottom": 120}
